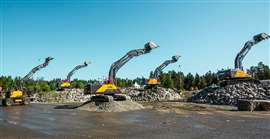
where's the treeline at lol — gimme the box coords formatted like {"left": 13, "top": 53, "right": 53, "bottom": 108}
{"left": 0, "top": 77, "right": 88, "bottom": 94}
{"left": 0, "top": 62, "right": 269, "bottom": 93}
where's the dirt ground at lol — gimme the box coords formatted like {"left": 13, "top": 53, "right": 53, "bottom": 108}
{"left": 0, "top": 102, "right": 269, "bottom": 139}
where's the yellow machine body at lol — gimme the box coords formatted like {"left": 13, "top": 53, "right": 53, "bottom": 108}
{"left": 96, "top": 83, "right": 119, "bottom": 94}
{"left": 10, "top": 90, "right": 24, "bottom": 98}
{"left": 60, "top": 81, "right": 71, "bottom": 88}
{"left": 147, "top": 78, "right": 160, "bottom": 85}
{"left": 1, "top": 90, "right": 29, "bottom": 106}
{"left": 232, "top": 69, "right": 251, "bottom": 79}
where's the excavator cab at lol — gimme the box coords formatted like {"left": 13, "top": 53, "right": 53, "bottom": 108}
{"left": 2, "top": 89, "right": 30, "bottom": 106}
{"left": 60, "top": 80, "right": 71, "bottom": 89}
{"left": 217, "top": 69, "right": 251, "bottom": 81}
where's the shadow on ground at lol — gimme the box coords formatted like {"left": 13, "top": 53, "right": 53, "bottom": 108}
{"left": 54, "top": 100, "right": 92, "bottom": 109}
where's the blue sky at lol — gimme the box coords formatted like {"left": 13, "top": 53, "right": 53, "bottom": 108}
{"left": 0, "top": 0, "right": 269, "bottom": 80}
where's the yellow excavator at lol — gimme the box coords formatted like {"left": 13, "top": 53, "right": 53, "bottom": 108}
{"left": 84, "top": 42, "right": 159, "bottom": 102}
{"left": 217, "top": 33, "right": 269, "bottom": 85}
{"left": 1, "top": 57, "right": 54, "bottom": 106}
{"left": 146, "top": 55, "right": 180, "bottom": 88}
{"left": 60, "top": 61, "right": 90, "bottom": 90}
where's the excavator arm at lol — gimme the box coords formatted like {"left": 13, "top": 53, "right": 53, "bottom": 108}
{"left": 108, "top": 42, "right": 159, "bottom": 83}
{"left": 84, "top": 41, "right": 159, "bottom": 102}
{"left": 66, "top": 61, "right": 90, "bottom": 81}
{"left": 234, "top": 33, "right": 269, "bottom": 70}
{"left": 153, "top": 55, "right": 181, "bottom": 78}
{"left": 22, "top": 57, "right": 54, "bottom": 81}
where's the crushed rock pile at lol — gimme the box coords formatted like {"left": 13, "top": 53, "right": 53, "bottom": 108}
{"left": 31, "top": 89, "right": 92, "bottom": 103}
{"left": 190, "top": 82, "right": 270, "bottom": 106}
{"left": 124, "top": 87, "right": 182, "bottom": 101}
{"left": 77, "top": 100, "right": 144, "bottom": 112}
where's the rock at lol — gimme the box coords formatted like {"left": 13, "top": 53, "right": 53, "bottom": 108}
{"left": 237, "top": 99, "right": 270, "bottom": 111}
{"left": 190, "top": 82, "right": 270, "bottom": 106}
{"left": 260, "top": 101, "right": 270, "bottom": 111}
{"left": 237, "top": 99, "right": 257, "bottom": 111}
{"left": 124, "top": 87, "right": 181, "bottom": 102}
{"left": 31, "top": 89, "right": 92, "bottom": 103}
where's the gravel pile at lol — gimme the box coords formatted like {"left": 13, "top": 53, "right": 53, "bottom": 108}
{"left": 77, "top": 100, "right": 144, "bottom": 112}
{"left": 190, "top": 82, "right": 270, "bottom": 106}
{"left": 124, "top": 87, "right": 182, "bottom": 101}
{"left": 31, "top": 89, "right": 92, "bottom": 103}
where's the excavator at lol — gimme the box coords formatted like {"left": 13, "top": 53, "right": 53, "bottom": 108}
{"left": 84, "top": 42, "right": 159, "bottom": 102}
{"left": 146, "top": 55, "right": 181, "bottom": 89}
{"left": 217, "top": 33, "right": 269, "bottom": 85}
{"left": 60, "top": 61, "right": 90, "bottom": 90}
{"left": 1, "top": 57, "right": 54, "bottom": 106}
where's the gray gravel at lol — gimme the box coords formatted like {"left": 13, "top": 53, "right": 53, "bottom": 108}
{"left": 124, "top": 87, "right": 182, "bottom": 101}
{"left": 31, "top": 89, "right": 92, "bottom": 103}
{"left": 190, "top": 82, "right": 270, "bottom": 106}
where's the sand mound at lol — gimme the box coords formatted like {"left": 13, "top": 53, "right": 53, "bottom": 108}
{"left": 77, "top": 100, "right": 144, "bottom": 112}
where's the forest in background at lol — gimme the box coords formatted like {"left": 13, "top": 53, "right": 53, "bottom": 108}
{"left": 0, "top": 62, "right": 269, "bottom": 94}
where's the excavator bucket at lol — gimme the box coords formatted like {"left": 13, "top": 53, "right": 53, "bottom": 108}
{"left": 254, "top": 33, "right": 269, "bottom": 42}
{"left": 172, "top": 55, "right": 181, "bottom": 62}
{"left": 46, "top": 57, "right": 54, "bottom": 61}
{"left": 144, "top": 42, "right": 159, "bottom": 52}
{"left": 84, "top": 60, "right": 91, "bottom": 65}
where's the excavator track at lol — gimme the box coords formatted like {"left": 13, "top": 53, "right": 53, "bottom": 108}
{"left": 90, "top": 94, "right": 130, "bottom": 102}
{"left": 219, "top": 78, "right": 261, "bottom": 87}
{"left": 91, "top": 95, "right": 114, "bottom": 102}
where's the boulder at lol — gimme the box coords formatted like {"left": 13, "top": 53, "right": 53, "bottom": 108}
{"left": 190, "top": 82, "right": 270, "bottom": 106}
{"left": 237, "top": 99, "right": 270, "bottom": 111}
